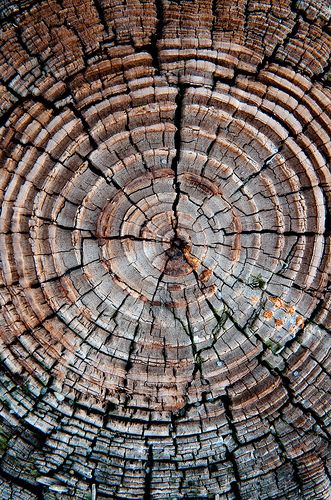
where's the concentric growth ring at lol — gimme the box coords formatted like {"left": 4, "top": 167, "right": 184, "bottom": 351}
{"left": 0, "top": 1, "right": 330, "bottom": 499}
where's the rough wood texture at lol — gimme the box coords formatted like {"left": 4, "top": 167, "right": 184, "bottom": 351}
{"left": 0, "top": 0, "right": 330, "bottom": 498}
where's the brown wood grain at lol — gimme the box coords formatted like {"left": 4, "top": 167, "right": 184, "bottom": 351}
{"left": 0, "top": 0, "right": 330, "bottom": 498}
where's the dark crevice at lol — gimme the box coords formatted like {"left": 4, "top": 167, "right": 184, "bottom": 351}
{"left": 150, "top": 266, "right": 168, "bottom": 306}
{"left": 140, "top": 0, "right": 164, "bottom": 73}
{"left": 223, "top": 229, "right": 327, "bottom": 237}
{"left": 93, "top": 234, "right": 169, "bottom": 244}
{"left": 66, "top": 102, "right": 99, "bottom": 150}
{"left": 221, "top": 392, "right": 241, "bottom": 448}
{"left": 222, "top": 391, "right": 242, "bottom": 499}
{"left": 230, "top": 150, "right": 280, "bottom": 195}
{"left": 32, "top": 264, "right": 83, "bottom": 286}
{"left": 91, "top": 0, "right": 109, "bottom": 35}
{"left": 143, "top": 444, "right": 153, "bottom": 500}
{"left": 0, "top": 2, "right": 330, "bottom": 499}
{"left": 171, "top": 84, "right": 188, "bottom": 239}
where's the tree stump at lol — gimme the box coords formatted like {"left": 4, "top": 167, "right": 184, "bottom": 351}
{"left": 0, "top": 1, "right": 330, "bottom": 498}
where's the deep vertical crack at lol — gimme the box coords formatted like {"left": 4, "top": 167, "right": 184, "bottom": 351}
{"left": 92, "top": 0, "right": 110, "bottom": 36}
{"left": 0, "top": 1, "right": 330, "bottom": 498}
{"left": 143, "top": 444, "right": 153, "bottom": 500}
{"left": 149, "top": 0, "right": 164, "bottom": 72}
{"left": 222, "top": 391, "right": 242, "bottom": 499}
{"left": 171, "top": 84, "right": 187, "bottom": 239}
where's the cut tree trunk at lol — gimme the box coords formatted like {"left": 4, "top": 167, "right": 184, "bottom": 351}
{"left": 0, "top": 0, "right": 330, "bottom": 498}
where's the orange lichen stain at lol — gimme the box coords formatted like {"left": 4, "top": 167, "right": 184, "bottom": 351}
{"left": 295, "top": 316, "right": 304, "bottom": 327}
{"left": 207, "top": 284, "right": 218, "bottom": 296}
{"left": 289, "top": 325, "right": 297, "bottom": 334}
{"left": 231, "top": 233, "right": 241, "bottom": 262}
{"left": 285, "top": 305, "right": 295, "bottom": 315}
{"left": 269, "top": 296, "right": 284, "bottom": 308}
{"left": 168, "top": 284, "right": 182, "bottom": 291}
{"left": 199, "top": 268, "right": 213, "bottom": 283}
{"left": 250, "top": 295, "right": 260, "bottom": 305}
{"left": 263, "top": 310, "right": 273, "bottom": 320}
{"left": 274, "top": 318, "right": 284, "bottom": 328}
{"left": 183, "top": 247, "right": 200, "bottom": 270}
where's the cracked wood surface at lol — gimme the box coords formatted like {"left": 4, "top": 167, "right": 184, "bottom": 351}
{"left": 0, "top": 0, "right": 330, "bottom": 498}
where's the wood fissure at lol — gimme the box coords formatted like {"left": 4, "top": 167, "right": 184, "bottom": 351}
{"left": 0, "top": 0, "right": 330, "bottom": 498}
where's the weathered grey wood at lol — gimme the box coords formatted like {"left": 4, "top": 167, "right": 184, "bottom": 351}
{"left": 0, "top": 0, "right": 330, "bottom": 498}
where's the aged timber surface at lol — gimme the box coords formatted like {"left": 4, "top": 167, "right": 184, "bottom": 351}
{"left": 0, "top": 0, "right": 330, "bottom": 498}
